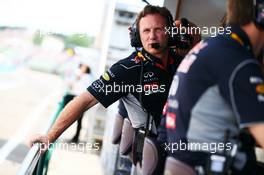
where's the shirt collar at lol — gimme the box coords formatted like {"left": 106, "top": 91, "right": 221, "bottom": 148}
{"left": 141, "top": 49, "right": 164, "bottom": 65}
{"left": 226, "top": 25, "right": 253, "bottom": 55}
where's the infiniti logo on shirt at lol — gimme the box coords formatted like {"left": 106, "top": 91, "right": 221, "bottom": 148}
{"left": 144, "top": 72, "right": 154, "bottom": 78}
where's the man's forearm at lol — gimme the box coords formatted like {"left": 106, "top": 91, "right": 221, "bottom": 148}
{"left": 47, "top": 92, "right": 97, "bottom": 143}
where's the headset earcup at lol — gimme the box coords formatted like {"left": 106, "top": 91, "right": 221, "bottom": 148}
{"left": 255, "top": 0, "right": 264, "bottom": 30}
{"left": 167, "top": 13, "right": 176, "bottom": 46}
{"left": 130, "top": 24, "right": 142, "bottom": 47}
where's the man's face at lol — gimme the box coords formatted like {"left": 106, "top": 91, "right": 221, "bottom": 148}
{"left": 139, "top": 14, "right": 169, "bottom": 57}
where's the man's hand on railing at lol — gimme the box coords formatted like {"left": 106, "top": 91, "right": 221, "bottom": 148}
{"left": 28, "top": 134, "right": 51, "bottom": 155}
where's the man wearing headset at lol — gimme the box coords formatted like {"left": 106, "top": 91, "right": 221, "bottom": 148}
{"left": 164, "top": 0, "right": 264, "bottom": 174}
{"left": 29, "top": 5, "right": 199, "bottom": 159}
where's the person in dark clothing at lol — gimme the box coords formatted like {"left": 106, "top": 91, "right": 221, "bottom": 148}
{"left": 163, "top": 0, "right": 264, "bottom": 174}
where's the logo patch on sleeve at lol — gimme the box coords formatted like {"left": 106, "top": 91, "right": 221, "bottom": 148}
{"left": 256, "top": 84, "right": 264, "bottom": 94}
{"left": 166, "top": 112, "right": 176, "bottom": 129}
{"left": 102, "top": 72, "right": 110, "bottom": 81}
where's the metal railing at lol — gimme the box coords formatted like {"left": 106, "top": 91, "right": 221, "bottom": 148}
{"left": 17, "top": 144, "right": 41, "bottom": 175}
{"left": 17, "top": 100, "right": 64, "bottom": 175}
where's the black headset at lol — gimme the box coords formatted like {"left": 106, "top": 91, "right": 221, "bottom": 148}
{"left": 255, "top": 0, "right": 264, "bottom": 30}
{"left": 130, "top": 21, "right": 142, "bottom": 48}
{"left": 129, "top": 6, "right": 192, "bottom": 49}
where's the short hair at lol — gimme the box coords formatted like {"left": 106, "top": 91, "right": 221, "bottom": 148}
{"left": 79, "top": 63, "right": 91, "bottom": 74}
{"left": 135, "top": 5, "right": 173, "bottom": 30}
{"left": 226, "top": 0, "right": 254, "bottom": 25}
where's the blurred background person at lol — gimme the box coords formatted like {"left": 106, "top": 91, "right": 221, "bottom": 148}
{"left": 63, "top": 63, "right": 93, "bottom": 143}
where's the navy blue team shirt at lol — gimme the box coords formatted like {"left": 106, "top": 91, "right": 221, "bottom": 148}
{"left": 88, "top": 49, "right": 183, "bottom": 128}
{"left": 165, "top": 26, "right": 264, "bottom": 166}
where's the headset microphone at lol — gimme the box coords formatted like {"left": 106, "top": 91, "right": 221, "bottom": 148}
{"left": 151, "top": 43, "right": 160, "bottom": 49}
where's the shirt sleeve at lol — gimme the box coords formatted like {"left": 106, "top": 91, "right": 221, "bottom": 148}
{"left": 230, "top": 62, "right": 264, "bottom": 127}
{"left": 87, "top": 62, "right": 133, "bottom": 108}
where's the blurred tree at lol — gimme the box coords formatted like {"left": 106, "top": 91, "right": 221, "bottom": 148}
{"left": 32, "top": 32, "right": 94, "bottom": 48}
{"left": 32, "top": 31, "right": 44, "bottom": 45}
{"left": 64, "top": 34, "right": 94, "bottom": 48}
